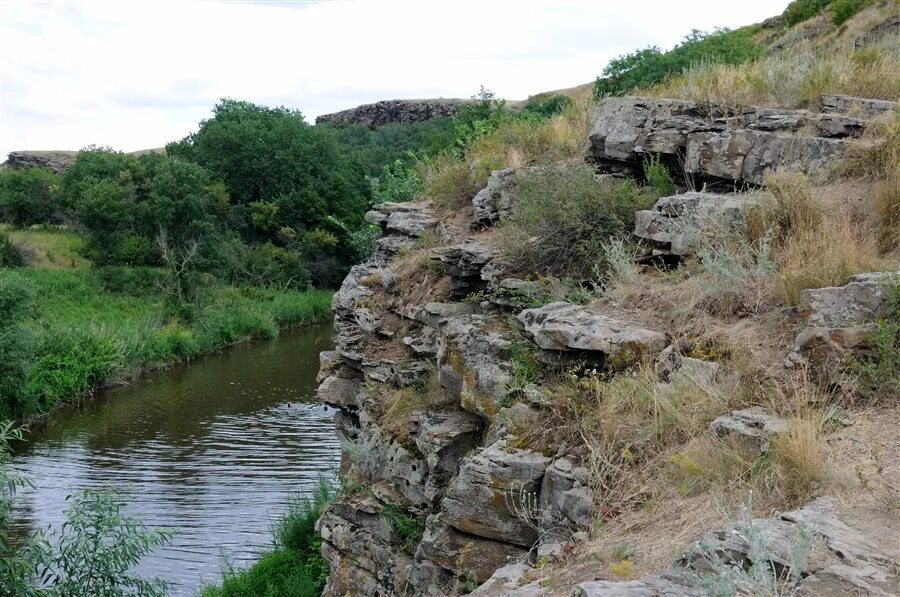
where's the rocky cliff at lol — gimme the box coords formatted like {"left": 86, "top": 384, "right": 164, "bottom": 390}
{"left": 315, "top": 94, "right": 899, "bottom": 595}
{"left": 2, "top": 151, "right": 78, "bottom": 174}
{"left": 315, "top": 99, "right": 471, "bottom": 128}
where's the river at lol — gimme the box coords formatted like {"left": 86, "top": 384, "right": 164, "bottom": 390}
{"left": 11, "top": 323, "right": 340, "bottom": 596}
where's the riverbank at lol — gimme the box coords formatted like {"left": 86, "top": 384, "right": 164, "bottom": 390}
{"left": 1, "top": 266, "right": 333, "bottom": 421}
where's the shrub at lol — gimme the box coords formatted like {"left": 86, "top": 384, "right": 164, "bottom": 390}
{"left": 369, "top": 157, "right": 424, "bottom": 203}
{"left": 230, "top": 243, "right": 311, "bottom": 290}
{"left": 594, "top": 27, "right": 761, "bottom": 97}
{"left": 0, "top": 167, "right": 62, "bottom": 226}
{"left": 497, "top": 165, "right": 655, "bottom": 278}
{"left": 523, "top": 94, "right": 574, "bottom": 117}
{"left": 422, "top": 154, "right": 489, "bottom": 210}
{"left": 382, "top": 503, "right": 426, "bottom": 553}
{"left": 784, "top": 0, "right": 832, "bottom": 25}
{"left": 831, "top": 0, "right": 866, "bottom": 25}
{"left": 643, "top": 153, "right": 677, "bottom": 196}
{"left": 855, "top": 276, "right": 900, "bottom": 401}
{"left": 0, "top": 231, "right": 29, "bottom": 267}
{"left": 45, "top": 488, "right": 174, "bottom": 596}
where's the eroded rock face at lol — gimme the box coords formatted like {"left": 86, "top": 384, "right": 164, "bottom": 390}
{"left": 365, "top": 201, "right": 440, "bottom": 238}
{"left": 315, "top": 99, "right": 469, "bottom": 127}
{"left": 785, "top": 271, "right": 898, "bottom": 383}
{"left": 433, "top": 240, "right": 495, "bottom": 298}
{"left": 588, "top": 97, "right": 875, "bottom": 186}
{"left": 518, "top": 302, "right": 667, "bottom": 369}
{"left": 575, "top": 577, "right": 704, "bottom": 596}
{"left": 473, "top": 169, "right": 516, "bottom": 226}
{"left": 441, "top": 441, "right": 551, "bottom": 546}
{"left": 438, "top": 314, "right": 515, "bottom": 417}
{"left": 417, "top": 518, "right": 529, "bottom": 583}
{"left": 539, "top": 457, "right": 593, "bottom": 532}
{"left": 634, "top": 191, "right": 763, "bottom": 256}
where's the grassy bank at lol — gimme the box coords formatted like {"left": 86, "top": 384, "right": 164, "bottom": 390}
{"left": 200, "top": 477, "right": 338, "bottom": 597}
{"left": 0, "top": 266, "right": 333, "bottom": 420}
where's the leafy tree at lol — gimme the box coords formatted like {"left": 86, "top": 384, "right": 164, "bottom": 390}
{"left": 369, "top": 157, "right": 424, "bottom": 203}
{"left": 167, "top": 99, "right": 367, "bottom": 232}
{"left": 0, "top": 167, "right": 61, "bottom": 226}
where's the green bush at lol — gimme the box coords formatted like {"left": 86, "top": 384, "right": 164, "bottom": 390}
{"left": 830, "top": 0, "right": 865, "bottom": 25}
{"left": 594, "top": 27, "right": 762, "bottom": 96}
{"left": 0, "top": 167, "right": 62, "bottom": 226}
{"left": 643, "top": 153, "right": 677, "bottom": 196}
{"left": 0, "top": 231, "right": 29, "bottom": 267}
{"left": 497, "top": 165, "right": 655, "bottom": 278}
{"left": 369, "top": 157, "right": 425, "bottom": 203}
{"left": 523, "top": 94, "right": 574, "bottom": 117}
{"left": 855, "top": 276, "right": 900, "bottom": 400}
{"left": 783, "top": 0, "right": 832, "bottom": 25}
{"left": 381, "top": 503, "right": 425, "bottom": 553}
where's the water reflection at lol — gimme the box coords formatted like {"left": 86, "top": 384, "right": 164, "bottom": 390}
{"left": 12, "top": 323, "right": 339, "bottom": 596}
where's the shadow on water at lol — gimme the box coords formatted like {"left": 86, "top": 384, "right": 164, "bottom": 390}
{"left": 11, "top": 322, "right": 340, "bottom": 596}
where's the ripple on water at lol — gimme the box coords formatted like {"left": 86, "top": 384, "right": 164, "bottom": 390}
{"left": 12, "top": 325, "right": 340, "bottom": 596}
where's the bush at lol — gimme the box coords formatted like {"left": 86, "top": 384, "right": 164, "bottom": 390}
{"left": 0, "top": 167, "right": 62, "bottom": 226}
{"left": 594, "top": 27, "right": 761, "bottom": 97}
{"left": 783, "top": 0, "right": 831, "bottom": 25}
{"left": 369, "top": 157, "right": 424, "bottom": 203}
{"left": 643, "top": 154, "right": 677, "bottom": 196}
{"left": 855, "top": 276, "right": 900, "bottom": 400}
{"left": 523, "top": 94, "right": 574, "bottom": 117}
{"left": 497, "top": 165, "right": 655, "bottom": 278}
{"left": 230, "top": 243, "right": 311, "bottom": 290}
{"left": 831, "top": 0, "right": 866, "bottom": 25}
{"left": 0, "top": 231, "right": 29, "bottom": 267}
{"left": 422, "top": 154, "right": 489, "bottom": 210}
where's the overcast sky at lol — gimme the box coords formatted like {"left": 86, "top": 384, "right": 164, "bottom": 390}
{"left": 0, "top": 0, "right": 789, "bottom": 159}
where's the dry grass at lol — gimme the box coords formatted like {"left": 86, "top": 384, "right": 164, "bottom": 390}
{"left": 646, "top": 37, "right": 900, "bottom": 110}
{"left": 422, "top": 99, "right": 590, "bottom": 210}
{"left": 760, "top": 170, "right": 887, "bottom": 304}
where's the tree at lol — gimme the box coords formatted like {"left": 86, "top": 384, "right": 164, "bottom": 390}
{"left": 166, "top": 99, "right": 367, "bottom": 236}
{"left": 0, "top": 167, "right": 61, "bottom": 226}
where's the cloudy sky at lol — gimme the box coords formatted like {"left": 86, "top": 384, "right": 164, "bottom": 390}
{"left": 0, "top": 0, "right": 789, "bottom": 159}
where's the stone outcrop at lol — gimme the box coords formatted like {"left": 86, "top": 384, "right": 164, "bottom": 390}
{"left": 3, "top": 150, "right": 77, "bottom": 174}
{"left": 316, "top": 99, "right": 470, "bottom": 128}
{"left": 588, "top": 96, "right": 879, "bottom": 186}
{"left": 709, "top": 408, "right": 790, "bottom": 457}
{"left": 315, "top": 91, "right": 897, "bottom": 596}
{"left": 634, "top": 191, "right": 763, "bottom": 256}
{"left": 785, "top": 271, "right": 898, "bottom": 383}
{"left": 518, "top": 302, "right": 667, "bottom": 369}
{"left": 821, "top": 94, "right": 898, "bottom": 120}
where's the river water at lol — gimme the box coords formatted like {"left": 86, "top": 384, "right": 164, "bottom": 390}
{"left": 11, "top": 323, "right": 340, "bottom": 596}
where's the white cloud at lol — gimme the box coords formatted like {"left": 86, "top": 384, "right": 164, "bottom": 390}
{"left": 0, "top": 0, "right": 789, "bottom": 159}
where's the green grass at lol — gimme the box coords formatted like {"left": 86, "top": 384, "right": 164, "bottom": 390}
{"left": 0, "top": 268, "right": 333, "bottom": 419}
{"left": 0, "top": 224, "right": 90, "bottom": 269}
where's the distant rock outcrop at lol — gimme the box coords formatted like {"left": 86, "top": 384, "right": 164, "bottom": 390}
{"left": 3, "top": 151, "right": 78, "bottom": 174}
{"left": 315, "top": 99, "right": 470, "bottom": 128}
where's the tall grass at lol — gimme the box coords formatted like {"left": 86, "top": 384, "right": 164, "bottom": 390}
{"left": 647, "top": 41, "right": 900, "bottom": 110}
{"left": 0, "top": 268, "right": 332, "bottom": 419}
{"left": 422, "top": 100, "right": 589, "bottom": 210}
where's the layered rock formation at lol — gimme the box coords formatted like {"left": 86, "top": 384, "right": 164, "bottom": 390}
{"left": 587, "top": 95, "right": 885, "bottom": 186}
{"left": 315, "top": 94, "right": 896, "bottom": 595}
{"left": 316, "top": 99, "right": 470, "bottom": 128}
{"left": 3, "top": 151, "right": 77, "bottom": 174}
